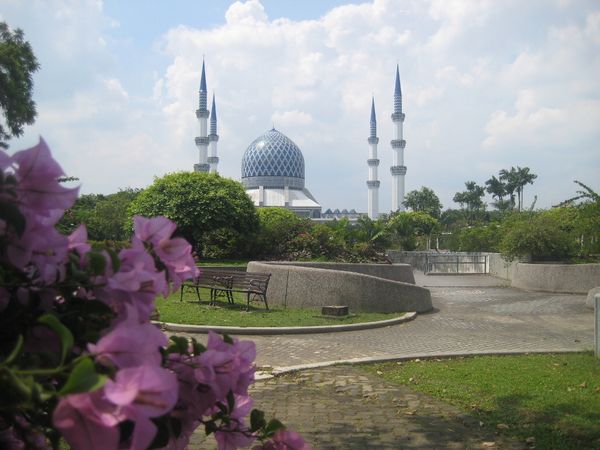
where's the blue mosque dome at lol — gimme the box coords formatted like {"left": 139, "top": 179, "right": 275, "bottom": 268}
{"left": 241, "top": 128, "right": 305, "bottom": 189}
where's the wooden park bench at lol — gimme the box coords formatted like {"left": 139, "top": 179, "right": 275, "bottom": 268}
{"left": 180, "top": 268, "right": 271, "bottom": 310}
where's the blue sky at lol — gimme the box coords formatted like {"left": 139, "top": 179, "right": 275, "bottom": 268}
{"left": 2, "top": 0, "right": 599, "bottom": 212}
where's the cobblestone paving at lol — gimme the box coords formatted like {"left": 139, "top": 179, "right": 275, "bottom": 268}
{"left": 246, "top": 285, "right": 592, "bottom": 369}
{"left": 191, "top": 366, "right": 525, "bottom": 449}
{"left": 179, "top": 274, "right": 593, "bottom": 449}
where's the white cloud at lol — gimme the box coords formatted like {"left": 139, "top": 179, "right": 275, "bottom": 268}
{"left": 3, "top": 0, "right": 599, "bottom": 212}
{"left": 272, "top": 110, "right": 314, "bottom": 128}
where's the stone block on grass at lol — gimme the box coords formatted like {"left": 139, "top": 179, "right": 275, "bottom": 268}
{"left": 322, "top": 305, "right": 349, "bottom": 316}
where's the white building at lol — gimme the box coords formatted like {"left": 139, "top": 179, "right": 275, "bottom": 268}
{"left": 241, "top": 128, "right": 322, "bottom": 218}
{"left": 390, "top": 64, "right": 407, "bottom": 212}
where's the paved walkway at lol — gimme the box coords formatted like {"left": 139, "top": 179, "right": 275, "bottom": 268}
{"left": 241, "top": 273, "right": 592, "bottom": 370}
{"left": 182, "top": 272, "right": 594, "bottom": 449}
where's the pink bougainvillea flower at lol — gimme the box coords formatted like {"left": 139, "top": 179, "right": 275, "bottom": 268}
{"left": 167, "top": 352, "right": 216, "bottom": 418}
{"left": 4, "top": 219, "right": 68, "bottom": 282}
{"left": 104, "top": 364, "right": 178, "bottom": 450}
{"left": 132, "top": 215, "right": 198, "bottom": 293}
{"left": 194, "top": 331, "right": 256, "bottom": 400}
{"left": 252, "top": 430, "right": 312, "bottom": 450}
{"left": 68, "top": 224, "right": 91, "bottom": 265}
{"left": 88, "top": 305, "right": 166, "bottom": 369}
{"left": 11, "top": 138, "right": 79, "bottom": 217}
{"left": 132, "top": 215, "right": 175, "bottom": 244}
{"left": 53, "top": 392, "right": 122, "bottom": 450}
{"left": 104, "top": 365, "right": 177, "bottom": 418}
{"left": 93, "top": 247, "right": 168, "bottom": 320}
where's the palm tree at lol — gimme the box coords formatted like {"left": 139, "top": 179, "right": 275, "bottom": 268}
{"left": 485, "top": 175, "right": 506, "bottom": 208}
{"left": 558, "top": 180, "right": 600, "bottom": 206}
{"left": 514, "top": 166, "right": 537, "bottom": 211}
{"left": 499, "top": 167, "right": 537, "bottom": 211}
{"left": 499, "top": 167, "right": 518, "bottom": 210}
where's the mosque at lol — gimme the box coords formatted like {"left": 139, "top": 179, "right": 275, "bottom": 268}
{"left": 192, "top": 60, "right": 407, "bottom": 220}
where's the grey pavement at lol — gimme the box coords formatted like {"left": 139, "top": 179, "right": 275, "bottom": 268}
{"left": 177, "top": 271, "right": 594, "bottom": 371}
{"left": 183, "top": 272, "right": 594, "bottom": 449}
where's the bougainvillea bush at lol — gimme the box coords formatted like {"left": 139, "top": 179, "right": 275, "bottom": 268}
{"left": 0, "top": 139, "right": 310, "bottom": 450}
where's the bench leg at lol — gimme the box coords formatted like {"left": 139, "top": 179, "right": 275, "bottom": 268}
{"left": 180, "top": 285, "right": 184, "bottom": 302}
{"left": 262, "top": 294, "right": 269, "bottom": 311}
{"left": 195, "top": 286, "right": 201, "bottom": 302}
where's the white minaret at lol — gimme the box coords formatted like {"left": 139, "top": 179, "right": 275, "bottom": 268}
{"left": 194, "top": 59, "right": 210, "bottom": 172}
{"left": 367, "top": 97, "right": 380, "bottom": 219}
{"left": 208, "top": 93, "right": 219, "bottom": 173}
{"left": 390, "top": 64, "right": 407, "bottom": 211}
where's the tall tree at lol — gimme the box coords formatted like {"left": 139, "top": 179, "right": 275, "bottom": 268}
{"left": 499, "top": 166, "right": 537, "bottom": 211}
{"left": 486, "top": 175, "right": 513, "bottom": 212}
{"left": 514, "top": 166, "right": 537, "bottom": 211}
{"left": 499, "top": 167, "right": 518, "bottom": 210}
{"left": 402, "top": 186, "right": 443, "bottom": 218}
{"left": 0, "top": 22, "right": 40, "bottom": 148}
{"left": 128, "top": 172, "right": 258, "bottom": 257}
{"left": 453, "top": 181, "right": 486, "bottom": 224}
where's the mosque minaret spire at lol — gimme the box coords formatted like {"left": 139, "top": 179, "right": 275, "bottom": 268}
{"left": 208, "top": 93, "right": 219, "bottom": 173}
{"left": 194, "top": 59, "right": 210, "bottom": 172}
{"left": 367, "top": 97, "right": 380, "bottom": 219}
{"left": 390, "top": 64, "right": 407, "bottom": 211}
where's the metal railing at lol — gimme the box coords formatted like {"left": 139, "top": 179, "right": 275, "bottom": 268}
{"left": 425, "top": 254, "right": 489, "bottom": 274}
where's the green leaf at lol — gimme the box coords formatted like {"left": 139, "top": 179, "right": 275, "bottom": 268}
{"left": 58, "top": 357, "right": 107, "bottom": 395}
{"left": 222, "top": 333, "right": 234, "bottom": 345}
{"left": 3, "top": 335, "right": 24, "bottom": 365}
{"left": 148, "top": 416, "right": 171, "bottom": 449}
{"left": 0, "top": 368, "right": 32, "bottom": 404}
{"left": 106, "top": 247, "right": 121, "bottom": 272}
{"left": 0, "top": 199, "right": 26, "bottom": 236}
{"left": 191, "top": 339, "right": 206, "bottom": 355}
{"left": 264, "top": 419, "right": 285, "bottom": 437}
{"left": 227, "top": 390, "right": 235, "bottom": 411}
{"left": 167, "top": 336, "right": 189, "bottom": 354}
{"left": 250, "top": 409, "right": 266, "bottom": 432}
{"left": 37, "top": 314, "right": 73, "bottom": 366}
{"left": 87, "top": 251, "right": 107, "bottom": 276}
{"left": 204, "top": 420, "right": 218, "bottom": 436}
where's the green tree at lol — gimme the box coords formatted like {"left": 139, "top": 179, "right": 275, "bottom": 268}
{"left": 453, "top": 224, "right": 501, "bottom": 252}
{"left": 128, "top": 172, "right": 258, "bottom": 257}
{"left": 485, "top": 175, "right": 512, "bottom": 211}
{"left": 402, "top": 186, "right": 443, "bottom": 218}
{"left": 515, "top": 166, "right": 537, "bottom": 211}
{"left": 0, "top": 22, "right": 40, "bottom": 148}
{"left": 453, "top": 181, "right": 486, "bottom": 224}
{"left": 439, "top": 208, "right": 467, "bottom": 231}
{"left": 499, "top": 209, "right": 579, "bottom": 261}
{"left": 253, "top": 207, "right": 307, "bottom": 258}
{"left": 353, "top": 215, "right": 390, "bottom": 253}
{"left": 58, "top": 189, "right": 141, "bottom": 241}
{"left": 558, "top": 180, "right": 600, "bottom": 257}
{"left": 499, "top": 167, "right": 518, "bottom": 209}
{"left": 387, "top": 211, "right": 438, "bottom": 251}
{"left": 499, "top": 166, "right": 537, "bottom": 211}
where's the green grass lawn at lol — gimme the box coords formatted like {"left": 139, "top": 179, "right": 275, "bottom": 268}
{"left": 365, "top": 353, "right": 600, "bottom": 450}
{"left": 198, "top": 260, "right": 249, "bottom": 267}
{"left": 156, "top": 288, "right": 404, "bottom": 327}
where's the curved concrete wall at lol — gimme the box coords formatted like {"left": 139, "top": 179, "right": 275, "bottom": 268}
{"left": 512, "top": 263, "right": 600, "bottom": 294}
{"left": 265, "top": 261, "right": 415, "bottom": 284}
{"left": 247, "top": 261, "right": 432, "bottom": 313}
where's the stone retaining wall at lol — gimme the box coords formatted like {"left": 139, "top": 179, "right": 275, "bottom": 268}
{"left": 511, "top": 263, "right": 600, "bottom": 294}
{"left": 264, "top": 261, "right": 415, "bottom": 284}
{"left": 247, "top": 261, "right": 432, "bottom": 313}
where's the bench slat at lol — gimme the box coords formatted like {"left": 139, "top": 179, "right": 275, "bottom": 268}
{"left": 180, "top": 269, "right": 271, "bottom": 310}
